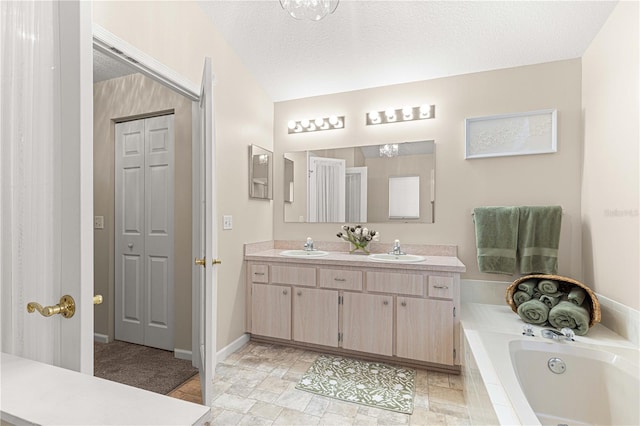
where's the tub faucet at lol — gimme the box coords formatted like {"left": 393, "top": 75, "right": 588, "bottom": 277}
{"left": 303, "top": 237, "right": 315, "bottom": 251}
{"left": 390, "top": 239, "right": 405, "bottom": 255}
{"left": 541, "top": 328, "right": 575, "bottom": 342}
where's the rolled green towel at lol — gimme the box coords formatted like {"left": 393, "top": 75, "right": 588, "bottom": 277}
{"left": 540, "top": 293, "right": 562, "bottom": 308}
{"left": 568, "top": 287, "right": 587, "bottom": 306}
{"left": 517, "top": 299, "right": 550, "bottom": 325}
{"left": 537, "top": 279, "right": 559, "bottom": 295}
{"left": 513, "top": 291, "right": 532, "bottom": 306}
{"left": 548, "top": 301, "right": 591, "bottom": 336}
{"left": 517, "top": 279, "right": 537, "bottom": 296}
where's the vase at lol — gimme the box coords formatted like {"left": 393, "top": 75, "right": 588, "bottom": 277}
{"left": 349, "top": 242, "right": 370, "bottom": 254}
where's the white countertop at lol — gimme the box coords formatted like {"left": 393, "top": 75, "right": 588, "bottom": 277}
{"left": 1, "top": 353, "right": 211, "bottom": 425}
{"left": 245, "top": 249, "right": 466, "bottom": 273}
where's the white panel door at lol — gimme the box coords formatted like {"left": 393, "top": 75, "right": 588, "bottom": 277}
{"left": 115, "top": 120, "right": 145, "bottom": 345}
{"left": 144, "top": 115, "right": 174, "bottom": 350}
{"left": 115, "top": 115, "right": 174, "bottom": 351}
{"left": 0, "top": 1, "right": 93, "bottom": 373}
{"left": 192, "top": 57, "right": 217, "bottom": 406}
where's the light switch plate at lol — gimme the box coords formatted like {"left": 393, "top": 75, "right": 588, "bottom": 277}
{"left": 94, "top": 216, "right": 104, "bottom": 229}
{"left": 223, "top": 215, "right": 232, "bottom": 230}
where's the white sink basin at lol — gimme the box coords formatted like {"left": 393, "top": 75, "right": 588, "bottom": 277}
{"left": 367, "top": 253, "right": 425, "bottom": 263}
{"left": 280, "top": 250, "right": 329, "bottom": 258}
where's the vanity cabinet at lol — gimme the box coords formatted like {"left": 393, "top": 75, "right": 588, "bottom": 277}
{"left": 245, "top": 246, "right": 465, "bottom": 372}
{"left": 342, "top": 292, "right": 393, "bottom": 356}
{"left": 251, "top": 283, "right": 291, "bottom": 340}
{"left": 293, "top": 287, "right": 339, "bottom": 347}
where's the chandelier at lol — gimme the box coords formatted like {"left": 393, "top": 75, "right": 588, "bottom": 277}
{"left": 279, "top": 0, "right": 339, "bottom": 21}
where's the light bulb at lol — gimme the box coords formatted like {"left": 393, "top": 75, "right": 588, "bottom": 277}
{"left": 300, "top": 119, "right": 310, "bottom": 128}
{"left": 329, "top": 115, "right": 339, "bottom": 126}
{"left": 287, "top": 120, "right": 297, "bottom": 130}
{"left": 369, "top": 111, "right": 380, "bottom": 123}
{"left": 315, "top": 117, "right": 324, "bottom": 127}
{"left": 385, "top": 108, "right": 396, "bottom": 121}
{"left": 402, "top": 106, "right": 413, "bottom": 120}
{"left": 334, "top": 118, "right": 343, "bottom": 128}
{"left": 420, "top": 104, "right": 431, "bottom": 118}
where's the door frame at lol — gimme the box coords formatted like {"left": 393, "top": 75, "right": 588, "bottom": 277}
{"left": 92, "top": 26, "right": 213, "bottom": 359}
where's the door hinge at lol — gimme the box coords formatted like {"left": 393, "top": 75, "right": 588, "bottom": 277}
{"left": 338, "top": 332, "right": 343, "bottom": 343}
{"left": 338, "top": 295, "right": 343, "bottom": 305}
{"left": 453, "top": 348, "right": 457, "bottom": 360}
{"left": 453, "top": 306, "right": 456, "bottom": 317}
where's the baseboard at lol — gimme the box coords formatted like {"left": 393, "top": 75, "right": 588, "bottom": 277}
{"left": 174, "top": 348, "right": 192, "bottom": 361}
{"left": 217, "top": 333, "right": 250, "bottom": 363}
{"left": 172, "top": 334, "right": 250, "bottom": 363}
{"left": 94, "top": 333, "right": 109, "bottom": 343}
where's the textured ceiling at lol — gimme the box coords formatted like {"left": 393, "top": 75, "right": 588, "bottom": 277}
{"left": 198, "top": 0, "right": 617, "bottom": 102}
{"left": 93, "top": 49, "right": 138, "bottom": 83}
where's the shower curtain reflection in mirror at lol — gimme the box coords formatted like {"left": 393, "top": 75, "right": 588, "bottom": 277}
{"left": 308, "top": 156, "right": 345, "bottom": 222}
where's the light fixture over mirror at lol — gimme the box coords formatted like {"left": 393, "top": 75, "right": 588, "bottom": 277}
{"left": 283, "top": 140, "right": 435, "bottom": 224}
{"left": 279, "top": 0, "right": 339, "bottom": 21}
{"left": 366, "top": 104, "right": 435, "bottom": 125}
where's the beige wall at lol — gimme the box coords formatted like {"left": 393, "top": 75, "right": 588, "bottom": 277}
{"left": 93, "top": 1, "right": 274, "bottom": 350}
{"left": 93, "top": 73, "right": 193, "bottom": 351}
{"left": 582, "top": 1, "right": 639, "bottom": 310}
{"left": 275, "top": 60, "right": 584, "bottom": 283}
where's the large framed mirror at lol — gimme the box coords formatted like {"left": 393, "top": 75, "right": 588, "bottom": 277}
{"left": 284, "top": 140, "right": 435, "bottom": 223}
{"left": 249, "top": 144, "right": 273, "bottom": 200}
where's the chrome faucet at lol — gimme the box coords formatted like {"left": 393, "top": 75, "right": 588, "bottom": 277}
{"left": 303, "top": 237, "right": 315, "bottom": 251}
{"left": 390, "top": 239, "right": 405, "bottom": 255}
{"left": 541, "top": 328, "right": 575, "bottom": 341}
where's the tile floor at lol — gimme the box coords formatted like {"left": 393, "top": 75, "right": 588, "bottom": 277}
{"left": 169, "top": 341, "right": 470, "bottom": 425}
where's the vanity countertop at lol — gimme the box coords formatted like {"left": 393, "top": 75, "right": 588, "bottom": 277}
{"left": 244, "top": 246, "right": 466, "bottom": 273}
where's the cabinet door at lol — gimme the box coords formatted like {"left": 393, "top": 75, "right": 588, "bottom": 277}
{"left": 251, "top": 284, "right": 291, "bottom": 340}
{"left": 293, "top": 288, "right": 339, "bottom": 347}
{"left": 342, "top": 293, "right": 393, "bottom": 356}
{"left": 396, "top": 297, "right": 454, "bottom": 365}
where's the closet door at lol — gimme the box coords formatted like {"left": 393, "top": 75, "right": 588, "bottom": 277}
{"left": 115, "top": 115, "right": 174, "bottom": 351}
{"left": 115, "top": 120, "right": 146, "bottom": 346}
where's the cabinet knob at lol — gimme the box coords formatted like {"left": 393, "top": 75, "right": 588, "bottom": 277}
{"left": 283, "top": 289, "right": 288, "bottom": 295}
{"left": 297, "top": 290, "right": 302, "bottom": 296}
{"left": 383, "top": 300, "right": 389, "bottom": 305}
{"left": 401, "top": 301, "right": 407, "bottom": 307}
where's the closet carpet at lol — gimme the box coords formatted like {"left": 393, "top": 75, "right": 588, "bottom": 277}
{"left": 94, "top": 340, "right": 198, "bottom": 395}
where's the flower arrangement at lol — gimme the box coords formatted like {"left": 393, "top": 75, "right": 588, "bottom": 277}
{"left": 337, "top": 224, "right": 379, "bottom": 254}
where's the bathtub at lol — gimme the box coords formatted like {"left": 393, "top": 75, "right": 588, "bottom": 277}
{"left": 461, "top": 303, "right": 639, "bottom": 425}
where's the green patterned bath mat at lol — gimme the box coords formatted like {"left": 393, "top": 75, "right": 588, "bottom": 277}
{"left": 296, "top": 354, "right": 415, "bottom": 414}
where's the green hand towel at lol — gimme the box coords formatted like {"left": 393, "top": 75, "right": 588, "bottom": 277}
{"left": 568, "top": 287, "right": 587, "bottom": 306}
{"left": 517, "top": 299, "right": 550, "bottom": 325}
{"left": 540, "top": 293, "right": 562, "bottom": 308}
{"left": 517, "top": 279, "right": 537, "bottom": 296}
{"left": 473, "top": 207, "right": 519, "bottom": 275}
{"left": 513, "top": 291, "right": 532, "bottom": 307}
{"left": 548, "top": 301, "right": 590, "bottom": 336}
{"left": 537, "top": 279, "right": 559, "bottom": 295}
{"left": 518, "top": 206, "right": 562, "bottom": 274}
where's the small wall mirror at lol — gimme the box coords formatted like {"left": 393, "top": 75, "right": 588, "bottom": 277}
{"left": 249, "top": 144, "right": 273, "bottom": 200}
{"left": 284, "top": 140, "right": 435, "bottom": 223}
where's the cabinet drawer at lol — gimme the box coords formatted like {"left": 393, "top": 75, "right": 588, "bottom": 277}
{"left": 271, "top": 265, "right": 316, "bottom": 287}
{"left": 319, "top": 268, "right": 363, "bottom": 291}
{"left": 366, "top": 271, "right": 425, "bottom": 296}
{"left": 250, "top": 264, "right": 269, "bottom": 283}
{"left": 428, "top": 275, "right": 453, "bottom": 299}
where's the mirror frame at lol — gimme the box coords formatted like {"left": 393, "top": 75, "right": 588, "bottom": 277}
{"left": 249, "top": 144, "right": 273, "bottom": 200}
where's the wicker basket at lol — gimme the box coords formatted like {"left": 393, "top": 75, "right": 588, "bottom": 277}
{"left": 506, "top": 274, "right": 601, "bottom": 328}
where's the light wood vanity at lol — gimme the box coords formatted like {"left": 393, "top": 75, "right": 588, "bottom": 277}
{"left": 244, "top": 241, "right": 466, "bottom": 373}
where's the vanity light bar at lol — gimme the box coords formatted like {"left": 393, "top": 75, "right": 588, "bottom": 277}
{"left": 287, "top": 115, "right": 345, "bottom": 134}
{"left": 366, "top": 104, "right": 435, "bottom": 125}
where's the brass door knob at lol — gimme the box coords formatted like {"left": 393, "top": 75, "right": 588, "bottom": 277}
{"left": 93, "top": 295, "right": 103, "bottom": 305}
{"left": 195, "top": 257, "right": 206, "bottom": 267}
{"left": 27, "top": 295, "right": 76, "bottom": 319}
{"left": 212, "top": 258, "right": 222, "bottom": 265}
